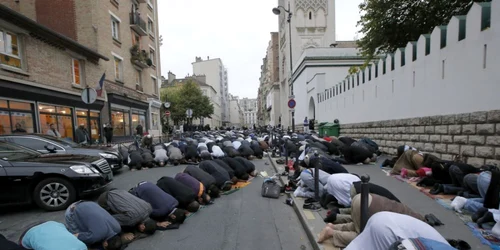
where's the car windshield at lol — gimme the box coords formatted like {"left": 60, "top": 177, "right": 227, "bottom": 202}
{"left": 0, "top": 141, "right": 41, "bottom": 161}
{"left": 38, "top": 135, "right": 81, "bottom": 148}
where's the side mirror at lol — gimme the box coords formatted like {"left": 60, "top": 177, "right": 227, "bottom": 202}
{"left": 44, "top": 144, "right": 57, "bottom": 153}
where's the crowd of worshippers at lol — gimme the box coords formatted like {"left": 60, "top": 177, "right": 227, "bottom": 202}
{"left": 0, "top": 157, "right": 258, "bottom": 250}
{"left": 119, "top": 132, "right": 268, "bottom": 170}
{"left": 380, "top": 144, "right": 500, "bottom": 238}
{"left": 280, "top": 135, "right": 471, "bottom": 249}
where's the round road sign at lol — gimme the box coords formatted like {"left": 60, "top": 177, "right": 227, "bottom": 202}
{"left": 165, "top": 111, "right": 171, "bottom": 116}
{"left": 288, "top": 99, "right": 296, "bottom": 109}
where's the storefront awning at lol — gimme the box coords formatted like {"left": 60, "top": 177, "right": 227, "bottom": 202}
{"left": 0, "top": 79, "right": 104, "bottom": 110}
{"left": 108, "top": 93, "right": 149, "bottom": 111}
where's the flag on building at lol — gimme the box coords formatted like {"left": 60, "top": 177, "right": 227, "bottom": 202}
{"left": 96, "top": 73, "right": 106, "bottom": 97}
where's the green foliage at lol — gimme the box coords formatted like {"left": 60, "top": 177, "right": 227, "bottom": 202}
{"left": 160, "top": 80, "right": 214, "bottom": 125}
{"left": 357, "top": 0, "right": 489, "bottom": 59}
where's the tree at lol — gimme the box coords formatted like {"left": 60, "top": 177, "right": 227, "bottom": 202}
{"left": 160, "top": 80, "right": 214, "bottom": 125}
{"left": 356, "top": 0, "right": 490, "bottom": 60}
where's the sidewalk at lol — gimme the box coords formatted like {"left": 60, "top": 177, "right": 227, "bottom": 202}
{"left": 268, "top": 155, "right": 490, "bottom": 250}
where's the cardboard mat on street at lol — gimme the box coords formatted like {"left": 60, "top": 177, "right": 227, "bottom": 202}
{"left": 386, "top": 169, "right": 500, "bottom": 249}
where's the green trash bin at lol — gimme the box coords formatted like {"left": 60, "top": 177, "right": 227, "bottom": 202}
{"left": 323, "top": 123, "right": 340, "bottom": 137}
{"left": 317, "top": 122, "right": 327, "bottom": 136}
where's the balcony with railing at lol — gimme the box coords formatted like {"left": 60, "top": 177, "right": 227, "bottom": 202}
{"left": 129, "top": 12, "right": 148, "bottom": 36}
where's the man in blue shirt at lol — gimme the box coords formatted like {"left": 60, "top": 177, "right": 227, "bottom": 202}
{"left": 19, "top": 221, "right": 86, "bottom": 250}
{"left": 65, "top": 201, "right": 131, "bottom": 250}
{"left": 130, "top": 181, "right": 187, "bottom": 224}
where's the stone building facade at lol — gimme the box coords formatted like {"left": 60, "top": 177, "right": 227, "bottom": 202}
{"left": 0, "top": 0, "right": 164, "bottom": 140}
{"left": 340, "top": 110, "right": 500, "bottom": 167}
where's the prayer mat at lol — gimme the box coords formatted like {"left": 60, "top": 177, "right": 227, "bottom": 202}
{"left": 232, "top": 181, "right": 251, "bottom": 189}
{"left": 436, "top": 198, "right": 500, "bottom": 250}
{"left": 222, "top": 189, "right": 239, "bottom": 195}
{"left": 392, "top": 175, "right": 456, "bottom": 200}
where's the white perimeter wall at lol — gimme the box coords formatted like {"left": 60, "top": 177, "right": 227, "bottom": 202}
{"left": 310, "top": 2, "right": 500, "bottom": 124}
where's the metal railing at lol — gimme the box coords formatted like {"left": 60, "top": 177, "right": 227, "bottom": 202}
{"left": 129, "top": 12, "right": 147, "bottom": 35}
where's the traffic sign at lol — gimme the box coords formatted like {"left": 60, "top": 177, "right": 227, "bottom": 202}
{"left": 81, "top": 88, "right": 97, "bottom": 104}
{"left": 186, "top": 109, "right": 193, "bottom": 117}
{"left": 165, "top": 111, "right": 171, "bottom": 116}
{"left": 288, "top": 99, "right": 296, "bottom": 109}
{"left": 164, "top": 102, "right": 171, "bottom": 108}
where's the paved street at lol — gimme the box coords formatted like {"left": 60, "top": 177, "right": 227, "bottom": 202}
{"left": 0, "top": 159, "right": 312, "bottom": 250}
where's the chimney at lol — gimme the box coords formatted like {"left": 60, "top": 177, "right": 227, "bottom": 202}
{"left": 207, "top": 56, "right": 210, "bottom": 60}
{"left": 195, "top": 56, "right": 202, "bottom": 62}
{"left": 196, "top": 74, "right": 207, "bottom": 84}
{"left": 167, "top": 71, "right": 176, "bottom": 84}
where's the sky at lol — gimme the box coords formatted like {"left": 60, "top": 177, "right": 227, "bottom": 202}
{"left": 157, "top": 0, "right": 364, "bottom": 99}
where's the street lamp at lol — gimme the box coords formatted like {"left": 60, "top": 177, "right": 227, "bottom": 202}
{"left": 272, "top": 3, "right": 295, "bottom": 132}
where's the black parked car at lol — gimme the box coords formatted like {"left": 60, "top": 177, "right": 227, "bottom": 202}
{"left": 0, "top": 141, "right": 113, "bottom": 211}
{"left": 0, "top": 134, "right": 123, "bottom": 172}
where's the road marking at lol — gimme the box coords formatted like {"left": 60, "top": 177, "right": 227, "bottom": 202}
{"left": 303, "top": 210, "right": 315, "bottom": 220}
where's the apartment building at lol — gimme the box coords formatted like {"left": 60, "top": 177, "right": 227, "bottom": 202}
{"left": 192, "top": 56, "right": 229, "bottom": 127}
{"left": 257, "top": 32, "right": 280, "bottom": 126}
{"left": 239, "top": 98, "right": 258, "bottom": 127}
{"left": 0, "top": 0, "right": 163, "bottom": 141}
{"left": 228, "top": 95, "right": 243, "bottom": 128}
{"left": 162, "top": 72, "right": 219, "bottom": 128}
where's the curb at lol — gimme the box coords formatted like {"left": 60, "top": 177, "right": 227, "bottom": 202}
{"left": 267, "top": 154, "right": 322, "bottom": 250}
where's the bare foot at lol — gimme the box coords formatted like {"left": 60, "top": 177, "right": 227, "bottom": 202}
{"left": 317, "top": 227, "right": 335, "bottom": 243}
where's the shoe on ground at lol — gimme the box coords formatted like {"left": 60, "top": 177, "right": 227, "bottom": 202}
{"left": 303, "top": 203, "right": 321, "bottom": 211}
{"left": 304, "top": 198, "right": 317, "bottom": 204}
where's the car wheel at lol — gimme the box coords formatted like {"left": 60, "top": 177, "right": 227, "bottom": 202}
{"left": 33, "top": 177, "right": 76, "bottom": 211}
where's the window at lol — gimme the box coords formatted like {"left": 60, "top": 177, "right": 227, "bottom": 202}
{"left": 483, "top": 44, "right": 487, "bottom": 69}
{"left": 71, "top": 59, "right": 81, "bottom": 85}
{"left": 111, "top": 16, "right": 120, "bottom": 40}
{"left": 132, "top": 32, "right": 141, "bottom": 46}
{"left": 113, "top": 55, "right": 123, "bottom": 81}
{"left": 309, "top": 12, "right": 312, "bottom": 20}
{"left": 135, "top": 70, "right": 142, "bottom": 86}
{"left": 151, "top": 112, "right": 158, "bottom": 130}
{"left": 147, "top": 0, "right": 154, "bottom": 9}
{"left": 152, "top": 76, "right": 158, "bottom": 95}
{"left": 147, "top": 18, "right": 154, "bottom": 36}
{"left": 39, "top": 104, "right": 74, "bottom": 139}
{"left": 149, "top": 48, "right": 155, "bottom": 66}
{"left": 10, "top": 138, "right": 50, "bottom": 151}
{"left": 0, "top": 100, "right": 35, "bottom": 135}
{"left": 111, "top": 110, "right": 130, "bottom": 136}
{"left": 0, "top": 30, "right": 22, "bottom": 69}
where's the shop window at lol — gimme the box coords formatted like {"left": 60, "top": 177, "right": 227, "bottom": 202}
{"left": 9, "top": 101, "right": 31, "bottom": 110}
{"left": 111, "top": 110, "right": 130, "bottom": 136}
{"left": 0, "top": 29, "right": 22, "bottom": 69}
{"left": 39, "top": 104, "right": 74, "bottom": 140}
{"left": 72, "top": 59, "right": 81, "bottom": 85}
{"left": 0, "top": 100, "right": 35, "bottom": 135}
{"left": 151, "top": 112, "right": 158, "bottom": 130}
{"left": 77, "top": 110, "right": 101, "bottom": 141}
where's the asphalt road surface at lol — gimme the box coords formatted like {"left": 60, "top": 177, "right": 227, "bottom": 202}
{"left": 0, "top": 159, "right": 312, "bottom": 250}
